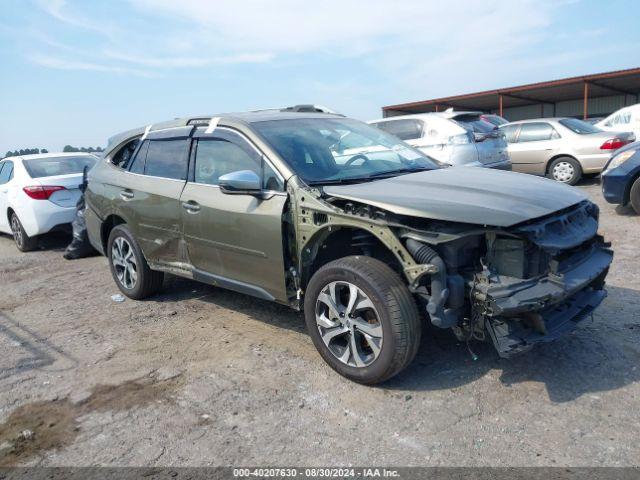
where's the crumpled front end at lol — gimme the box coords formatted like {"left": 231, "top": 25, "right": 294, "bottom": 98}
{"left": 473, "top": 201, "right": 613, "bottom": 357}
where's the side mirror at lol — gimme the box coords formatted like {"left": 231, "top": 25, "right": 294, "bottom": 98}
{"left": 473, "top": 132, "right": 487, "bottom": 142}
{"left": 219, "top": 170, "right": 261, "bottom": 194}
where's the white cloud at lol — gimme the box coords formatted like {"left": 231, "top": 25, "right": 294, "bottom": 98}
{"left": 30, "top": 0, "right": 608, "bottom": 114}
{"left": 102, "top": 49, "right": 274, "bottom": 68}
{"left": 128, "top": 0, "right": 552, "bottom": 54}
{"left": 30, "top": 54, "right": 157, "bottom": 77}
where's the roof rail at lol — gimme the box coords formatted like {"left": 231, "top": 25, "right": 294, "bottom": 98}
{"left": 280, "top": 104, "right": 340, "bottom": 114}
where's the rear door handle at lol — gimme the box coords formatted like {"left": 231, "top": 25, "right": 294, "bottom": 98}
{"left": 182, "top": 201, "right": 201, "bottom": 213}
{"left": 120, "top": 189, "right": 134, "bottom": 200}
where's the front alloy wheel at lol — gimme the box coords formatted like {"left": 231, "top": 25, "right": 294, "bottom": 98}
{"left": 111, "top": 236, "right": 138, "bottom": 289}
{"left": 315, "top": 281, "right": 382, "bottom": 367}
{"left": 304, "top": 256, "right": 421, "bottom": 384}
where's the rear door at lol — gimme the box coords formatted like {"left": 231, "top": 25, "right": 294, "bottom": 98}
{"left": 0, "top": 161, "right": 13, "bottom": 233}
{"left": 180, "top": 127, "right": 288, "bottom": 302}
{"left": 116, "top": 128, "right": 191, "bottom": 266}
{"left": 507, "top": 122, "right": 562, "bottom": 174}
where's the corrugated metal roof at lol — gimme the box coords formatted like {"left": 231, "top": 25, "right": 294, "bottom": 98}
{"left": 383, "top": 67, "right": 640, "bottom": 116}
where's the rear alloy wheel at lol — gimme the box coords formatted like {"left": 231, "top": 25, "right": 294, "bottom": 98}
{"left": 630, "top": 177, "right": 640, "bottom": 214}
{"left": 304, "top": 256, "right": 421, "bottom": 384}
{"left": 10, "top": 213, "right": 38, "bottom": 252}
{"left": 548, "top": 157, "right": 582, "bottom": 185}
{"left": 111, "top": 237, "right": 138, "bottom": 290}
{"left": 107, "top": 224, "right": 164, "bottom": 300}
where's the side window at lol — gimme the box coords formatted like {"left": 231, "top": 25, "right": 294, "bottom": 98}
{"left": 517, "top": 123, "right": 558, "bottom": 143}
{"left": 194, "top": 139, "right": 260, "bottom": 186}
{"left": 373, "top": 119, "right": 423, "bottom": 140}
{"left": 0, "top": 161, "right": 14, "bottom": 184}
{"left": 193, "top": 137, "right": 284, "bottom": 191}
{"left": 111, "top": 138, "right": 140, "bottom": 169}
{"left": 128, "top": 140, "right": 149, "bottom": 174}
{"left": 621, "top": 111, "right": 632, "bottom": 124}
{"left": 144, "top": 139, "right": 189, "bottom": 180}
{"left": 499, "top": 124, "right": 519, "bottom": 143}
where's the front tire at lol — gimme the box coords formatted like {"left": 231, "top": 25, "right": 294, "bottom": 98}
{"left": 304, "top": 256, "right": 421, "bottom": 384}
{"left": 107, "top": 224, "right": 164, "bottom": 300}
{"left": 630, "top": 177, "right": 640, "bottom": 214}
{"left": 548, "top": 157, "right": 582, "bottom": 185}
{"left": 10, "top": 213, "right": 38, "bottom": 252}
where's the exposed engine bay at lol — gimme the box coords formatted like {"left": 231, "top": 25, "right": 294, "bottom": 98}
{"left": 289, "top": 177, "right": 613, "bottom": 358}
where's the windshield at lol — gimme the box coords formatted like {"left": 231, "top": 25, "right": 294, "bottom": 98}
{"left": 559, "top": 118, "right": 602, "bottom": 134}
{"left": 23, "top": 155, "right": 96, "bottom": 178}
{"left": 253, "top": 118, "right": 439, "bottom": 184}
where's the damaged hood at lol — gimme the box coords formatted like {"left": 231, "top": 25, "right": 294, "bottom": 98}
{"left": 323, "top": 168, "right": 587, "bottom": 227}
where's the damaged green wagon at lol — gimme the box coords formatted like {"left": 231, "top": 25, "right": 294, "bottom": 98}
{"left": 85, "top": 106, "right": 613, "bottom": 384}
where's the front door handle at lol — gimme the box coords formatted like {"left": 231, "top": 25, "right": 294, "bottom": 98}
{"left": 182, "top": 201, "right": 201, "bottom": 213}
{"left": 120, "top": 189, "right": 134, "bottom": 200}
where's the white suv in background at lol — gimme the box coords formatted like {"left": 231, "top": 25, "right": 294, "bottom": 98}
{"left": 596, "top": 103, "right": 640, "bottom": 139}
{"left": 369, "top": 111, "right": 511, "bottom": 170}
{"left": 0, "top": 153, "right": 97, "bottom": 251}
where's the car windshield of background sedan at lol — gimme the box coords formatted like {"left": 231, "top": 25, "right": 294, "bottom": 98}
{"left": 253, "top": 118, "right": 440, "bottom": 185}
{"left": 23, "top": 155, "right": 97, "bottom": 178}
{"left": 559, "top": 118, "right": 602, "bottom": 134}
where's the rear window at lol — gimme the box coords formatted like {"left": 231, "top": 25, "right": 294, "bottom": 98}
{"left": 559, "top": 118, "right": 601, "bottom": 134}
{"left": 23, "top": 156, "right": 96, "bottom": 178}
{"left": 453, "top": 115, "right": 495, "bottom": 133}
{"left": 372, "top": 119, "right": 424, "bottom": 140}
{"left": 144, "top": 139, "right": 189, "bottom": 180}
{"left": 482, "top": 115, "right": 508, "bottom": 127}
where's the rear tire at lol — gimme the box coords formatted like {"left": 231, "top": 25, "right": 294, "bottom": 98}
{"left": 10, "top": 213, "right": 38, "bottom": 252}
{"left": 304, "top": 256, "right": 421, "bottom": 384}
{"left": 107, "top": 224, "right": 164, "bottom": 300}
{"left": 548, "top": 157, "right": 582, "bottom": 185}
{"left": 630, "top": 177, "right": 640, "bottom": 214}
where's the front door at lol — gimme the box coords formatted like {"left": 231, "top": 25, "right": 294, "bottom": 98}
{"left": 180, "top": 128, "right": 288, "bottom": 302}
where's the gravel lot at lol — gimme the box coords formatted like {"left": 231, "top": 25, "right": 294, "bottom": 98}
{"left": 0, "top": 179, "right": 639, "bottom": 467}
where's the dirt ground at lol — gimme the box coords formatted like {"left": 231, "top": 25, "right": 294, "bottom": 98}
{"left": 0, "top": 179, "right": 639, "bottom": 467}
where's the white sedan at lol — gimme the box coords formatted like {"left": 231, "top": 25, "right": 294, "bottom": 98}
{"left": 0, "top": 152, "right": 97, "bottom": 251}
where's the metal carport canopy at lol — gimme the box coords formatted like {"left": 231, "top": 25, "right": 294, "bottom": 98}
{"left": 382, "top": 67, "right": 640, "bottom": 119}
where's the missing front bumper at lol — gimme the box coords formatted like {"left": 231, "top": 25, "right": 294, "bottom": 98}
{"left": 486, "top": 286, "right": 607, "bottom": 357}
{"left": 479, "top": 243, "right": 613, "bottom": 358}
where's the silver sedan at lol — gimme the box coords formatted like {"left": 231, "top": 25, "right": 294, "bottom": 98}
{"left": 499, "top": 117, "right": 635, "bottom": 184}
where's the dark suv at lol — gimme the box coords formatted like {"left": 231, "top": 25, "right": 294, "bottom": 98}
{"left": 85, "top": 109, "right": 613, "bottom": 384}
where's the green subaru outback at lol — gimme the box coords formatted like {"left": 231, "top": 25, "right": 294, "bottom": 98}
{"left": 86, "top": 107, "right": 612, "bottom": 384}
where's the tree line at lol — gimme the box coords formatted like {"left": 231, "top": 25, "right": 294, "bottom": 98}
{"left": 4, "top": 145, "right": 104, "bottom": 158}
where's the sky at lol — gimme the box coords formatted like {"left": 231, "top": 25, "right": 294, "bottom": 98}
{"left": 0, "top": 0, "right": 639, "bottom": 153}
